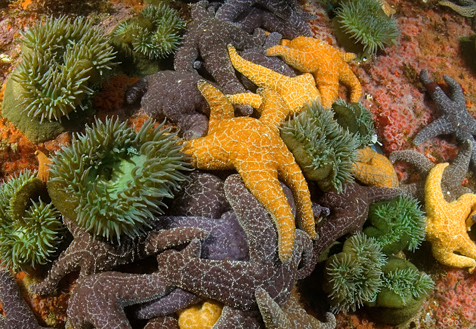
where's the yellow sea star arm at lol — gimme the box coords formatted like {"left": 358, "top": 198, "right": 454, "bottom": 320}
{"left": 425, "top": 162, "right": 476, "bottom": 273}
{"left": 226, "top": 92, "right": 263, "bottom": 109}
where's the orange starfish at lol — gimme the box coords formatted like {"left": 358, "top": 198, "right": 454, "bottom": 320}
{"left": 351, "top": 147, "right": 399, "bottom": 188}
{"left": 226, "top": 45, "right": 320, "bottom": 124}
{"left": 183, "top": 81, "right": 317, "bottom": 263}
{"left": 178, "top": 299, "right": 223, "bottom": 329}
{"left": 265, "top": 36, "right": 362, "bottom": 109}
{"left": 425, "top": 162, "right": 476, "bottom": 273}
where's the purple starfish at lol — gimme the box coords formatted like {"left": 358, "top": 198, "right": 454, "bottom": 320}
{"left": 30, "top": 217, "right": 208, "bottom": 296}
{"left": 156, "top": 174, "right": 314, "bottom": 312}
{"left": 173, "top": 0, "right": 267, "bottom": 116}
{"left": 0, "top": 269, "right": 48, "bottom": 329}
{"left": 312, "top": 182, "right": 401, "bottom": 264}
{"left": 414, "top": 69, "right": 476, "bottom": 168}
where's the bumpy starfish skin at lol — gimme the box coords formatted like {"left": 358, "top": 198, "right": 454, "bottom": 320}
{"left": 30, "top": 218, "right": 208, "bottom": 295}
{"left": 312, "top": 182, "right": 401, "bottom": 262}
{"left": 0, "top": 269, "right": 47, "bottom": 329}
{"left": 424, "top": 162, "right": 476, "bottom": 273}
{"left": 67, "top": 271, "right": 171, "bottom": 329}
{"left": 352, "top": 147, "right": 399, "bottom": 187}
{"left": 183, "top": 81, "right": 316, "bottom": 262}
{"left": 390, "top": 140, "right": 473, "bottom": 202}
{"left": 439, "top": 0, "right": 476, "bottom": 17}
{"left": 125, "top": 71, "right": 211, "bottom": 140}
{"left": 265, "top": 36, "right": 362, "bottom": 109}
{"left": 226, "top": 44, "right": 320, "bottom": 118}
{"left": 173, "top": 0, "right": 266, "bottom": 115}
{"left": 255, "top": 287, "right": 336, "bottom": 329}
{"left": 414, "top": 70, "right": 476, "bottom": 166}
{"left": 170, "top": 171, "right": 230, "bottom": 219}
{"left": 157, "top": 174, "right": 314, "bottom": 312}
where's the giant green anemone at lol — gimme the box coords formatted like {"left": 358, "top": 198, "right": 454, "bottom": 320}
{"left": 47, "top": 117, "right": 191, "bottom": 241}
{"left": 332, "top": 0, "right": 399, "bottom": 58}
{"left": 280, "top": 101, "right": 358, "bottom": 192}
{"left": 12, "top": 16, "right": 117, "bottom": 122}
{"left": 0, "top": 171, "right": 64, "bottom": 271}
{"left": 2, "top": 16, "right": 117, "bottom": 142}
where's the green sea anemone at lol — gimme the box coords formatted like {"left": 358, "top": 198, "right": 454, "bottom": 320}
{"left": 364, "top": 195, "right": 426, "bottom": 255}
{"left": 280, "top": 101, "right": 358, "bottom": 192}
{"left": 110, "top": 4, "right": 184, "bottom": 75}
{"left": 47, "top": 117, "right": 191, "bottom": 241}
{"left": 366, "top": 257, "right": 434, "bottom": 325}
{"left": 1, "top": 16, "right": 117, "bottom": 142}
{"left": 332, "top": 99, "right": 376, "bottom": 148}
{"left": 332, "top": 0, "right": 399, "bottom": 58}
{"left": 0, "top": 171, "right": 64, "bottom": 271}
{"left": 323, "top": 233, "right": 387, "bottom": 312}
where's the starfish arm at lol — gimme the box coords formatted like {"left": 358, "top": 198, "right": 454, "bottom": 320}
{"left": 236, "top": 160, "right": 296, "bottom": 263}
{"left": 442, "top": 140, "right": 472, "bottom": 197}
{"left": 144, "top": 316, "right": 179, "bottom": 329}
{"left": 443, "top": 74, "right": 467, "bottom": 105}
{"left": 314, "top": 67, "right": 340, "bottom": 109}
{"left": 413, "top": 118, "right": 454, "bottom": 145}
{"left": 425, "top": 163, "right": 450, "bottom": 217}
{"left": 338, "top": 65, "right": 363, "bottom": 103}
{"left": 174, "top": 31, "right": 200, "bottom": 72}
{"left": 227, "top": 92, "right": 263, "bottom": 109}
{"left": 144, "top": 227, "right": 209, "bottom": 255}
{"left": 0, "top": 269, "right": 44, "bottom": 329}
{"left": 228, "top": 45, "right": 289, "bottom": 90}
{"left": 29, "top": 247, "right": 83, "bottom": 295}
{"left": 338, "top": 50, "right": 357, "bottom": 62}
{"left": 366, "top": 186, "right": 402, "bottom": 204}
{"left": 453, "top": 192, "right": 476, "bottom": 212}
{"left": 223, "top": 174, "right": 278, "bottom": 264}
{"left": 212, "top": 306, "right": 263, "bottom": 329}
{"left": 134, "top": 288, "right": 201, "bottom": 320}
{"left": 197, "top": 82, "right": 235, "bottom": 127}
{"left": 257, "top": 88, "right": 291, "bottom": 134}
{"left": 67, "top": 272, "right": 171, "bottom": 329}
{"left": 389, "top": 150, "right": 434, "bottom": 174}
{"left": 439, "top": 0, "right": 476, "bottom": 17}
{"left": 431, "top": 241, "right": 476, "bottom": 272}
{"left": 215, "top": 0, "right": 255, "bottom": 22}
{"left": 277, "top": 156, "right": 317, "bottom": 240}
{"left": 184, "top": 136, "right": 235, "bottom": 170}
{"left": 266, "top": 45, "right": 317, "bottom": 72}
{"left": 255, "top": 287, "right": 293, "bottom": 328}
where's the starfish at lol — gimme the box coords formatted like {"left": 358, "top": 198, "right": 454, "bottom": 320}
{"left": 173, "top": 0, "right": 266, "bottom": 116}
{"left": 0, "top": 269, "right": 48, "bottom": 329}
{"left": 439, "top": 0, "right": 476, "bottom": 17}
{"left": 216, "top": 1, "right": 313, "bottom": 39}
{"left": 67, "top": 270, "right": 172, "bottom": 329}
{"left": 170, "top": 171, "right": 231, "bottom": 219}
{"left": 424, "top": 162, "right": 476, "bottom": 273}
{"left": 125, "top": 71, "right": 212, "bottom": 140}
{"left": 352, "top": 146, "right": 399, "bottom": 188}
{"left": 389, "top": 140, "right": 473, "bottom": 203}
{"left": 255, "top": 286, "right": 336, "bottom": 329}
{"left": 413, "top": 69, "right": 476, "bottom": 167}
{"left": 134, "top": 179, "right": 297, "bottom": 321}
{"left": 156, "top": 174, "right": 314, "bottom": 312}
{"left": 265, "top": 36, "right": 362, "bottom": 109}
{"left": 183, "top": 80, "right": 316, "bottom": 263}
{"left": 30, "top": 217, "right": 208, "bottom": 295}
{"left": 226, "top": 45, "right": 320, "bottom": 131}
{"left": 312, "top": 182, "right": 401, "bottom": 263}
{"left": 143, "top": 317, "right": 179, "bottom": 329}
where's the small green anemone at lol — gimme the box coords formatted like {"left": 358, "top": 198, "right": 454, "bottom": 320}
{"left": 47, "top": 117, "right": 191, "bottom": 241}
{"left": 323, "top": 233, "right": 387, "bottom": 313}
{"left": 111, "top": 3, "right": 184, "bottom": 74}
{"left": 332, "top": 0, "right": 399, "bottom": 58}
{"left": 280, "top": 101, "right": 358, "bottom": 192}
{"left": 0, "top": 171, "right": 64, "bottom": 271}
